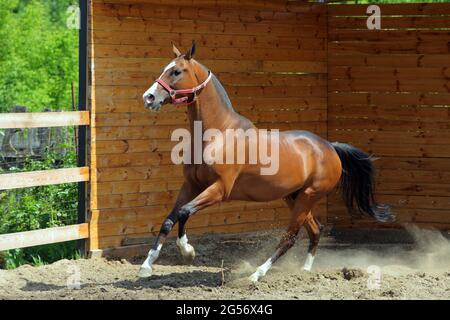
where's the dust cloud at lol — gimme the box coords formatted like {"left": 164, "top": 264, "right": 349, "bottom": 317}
{"left": 234, "top": 225, "right": 450, "bottom": 277}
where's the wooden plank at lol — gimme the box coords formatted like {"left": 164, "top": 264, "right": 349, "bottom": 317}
{"left": 93, "top": 58, "right": 327, "bottom": 74}
{"left": 89, "top": 219, "right": 288, "bottom": 249}
{"left": 378, "top": 169, "right": 450, "bottom": 185}
{"left": 91, "top": 0, "right": 322, "bottom": 12}
{"left": 328, "top": 30, "right": 450, "bottom": 42}
{"left": 95, "top": 70, "right": 327, "bottom": 87}
{"left": 328, "top": 54, "right": 450, "bottom": 68}
{"left": 92, "top": 2, "right": 326, "bottom": 24}
{"left": 90, "top": 152, "right": 173, "bottom": 168}
{"left": 93, "top": 84, "right": 327, "bottom": 102}
{"left": 93, "top": 97, "right": 328, "bottom": 113}
{"left": 328, "top": 3, "right": 450, "bottom": 16}
{"left": 91, "top": 15, "right": 327, "bottom": 38}
{"left": 376, "top": 194, "right": 450, "bottom": 211}
{"left": 376, "top": 156, "right": 450, "bottom": 172}
{"left": 328, "top": 118, "right": 450, "bottom": 133}
{"left": 0, "top": 111, "right": 90, "bottom": 129}
{"left": 330, "top": 16, "right": 450, "bottom": 29}
{"left": 91, "top": 207, "right": 288, "bottom": 237}
{"left": 330, "top": 129, "right": 450, "bottom": 146}
{"left": 0, "top": 223, "right": 89, "bottom": 251}
{"left": 329, "top": 92, "right": 450, "bottom": 106}
{"left": 93, "top": 111, "right": 328, "bottom": 128}
{"left": 329, "top": 41, "right": 450, "bottom": 55}
{"left": 329, "top": 78, "right": 450, "bottom": 93}
{"left": 93, "top": 125, "right": 175, "bottom": 140}
{"left": 329, "top": 66, "right": 450, "bottom": 80}
{"left": 329, "top": 104, "right": 450, "bottom": 121}
{"left": 329, "top": 104, "right": 450, "bottom": 122}
{"left": 92, "top": 165, "right": 183, "bottom": 183}
{"left": 92, "top": 190, "right": 175, "bottom": 210}
{"left": 0, "top": 167, "right": 89, "bottom": 190}
{"left": 93, "top": 43, "right": 326, "bottom": 60}
{"left": 92, "top": 30, "right": 326, "bottom": 49}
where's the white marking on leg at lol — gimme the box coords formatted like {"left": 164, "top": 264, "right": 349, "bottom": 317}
{"left": 138, "top": 244, "right": 162, "bottom": 278}
{"left": 176, "top": 234, "right": 195, "bottom": 259}
{"left": 249, "top": 258, "right": 273, "bottom": 282}
{"left": 303, "top": 253, "right": 315, "bottom": 272}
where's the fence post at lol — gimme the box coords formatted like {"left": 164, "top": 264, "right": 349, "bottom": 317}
{"left": 77, "top": 0, "right": 88, "bottom": 257}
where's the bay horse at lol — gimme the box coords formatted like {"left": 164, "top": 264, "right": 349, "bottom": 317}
{"left": 139, "top": 42, "right": 393, "bottom": 282}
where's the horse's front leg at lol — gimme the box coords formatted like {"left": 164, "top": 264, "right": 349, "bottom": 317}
{"left": 176, "top": 180, "right": 227, "bottom": 263}
{"left": 138, "top": 183, "right": 197, "bottom": 278}
{"left": 138, "top": 181, "right": 224, "bottom": 278}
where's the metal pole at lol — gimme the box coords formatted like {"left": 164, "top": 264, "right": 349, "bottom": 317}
{"left": 77, "top": 0, "right": 88, "bottom": 257}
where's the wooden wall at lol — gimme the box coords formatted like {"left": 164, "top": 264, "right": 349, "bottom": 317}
{"left": 88, "top": 0, "right": 328, "bottom": 251}
{"left": 88, "top": 0, "right": 450, "bottom": 253}
{"left": 327, "top": 3, "right": 450, "bottom": 229}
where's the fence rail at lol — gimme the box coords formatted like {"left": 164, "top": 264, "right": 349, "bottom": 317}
{"left": 0, "top": 223, "right": 89, "bottom": 251}
{"left": 0, "top": 167, "right": 89, "bottom": 190}
{"left": 0, "top": 110, "right": 90, "bottom": 252}
{"left": 0, "top": 111, "right": 90, "bottom": 129}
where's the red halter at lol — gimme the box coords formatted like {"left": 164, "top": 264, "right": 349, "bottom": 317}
{"left": 155, "top": 71, "right": 212, "bottom": 105}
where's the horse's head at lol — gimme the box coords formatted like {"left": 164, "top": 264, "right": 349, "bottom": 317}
{"left": 143, "top": 41, "right": 208, "bottom": 111}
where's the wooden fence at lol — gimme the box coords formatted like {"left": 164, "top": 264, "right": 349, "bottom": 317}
{"left": 88, "top": 0, "right": 450, "bottom": 254}
{"left": 0, "top": 0, "right": 441, "bottom": 255}
{"left": 327, "top": 2, "right": 450, "bottom": 229}
{"left": 0, "top": 107, "right": 79, "bottom": 165}
{"left": 0, "top": 111, "right": 90, "bottom": 251}
{"left": 88, "top": 0, "right": 328, "bottom": 251}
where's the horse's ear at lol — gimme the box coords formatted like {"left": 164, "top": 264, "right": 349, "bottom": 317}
{"left": 184, "top": 40, "right": 196, "bottom": 60}
{"left": 172, "top": 42, "right": 181, "bottom": 58}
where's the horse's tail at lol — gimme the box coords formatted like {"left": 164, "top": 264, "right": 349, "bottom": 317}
{"left": 332, "top": 142, "right": 394, "bottom": 223}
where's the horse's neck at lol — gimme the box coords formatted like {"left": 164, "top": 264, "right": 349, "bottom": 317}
{"left": 186, "top": 71, "right": 244, "bottom": 132}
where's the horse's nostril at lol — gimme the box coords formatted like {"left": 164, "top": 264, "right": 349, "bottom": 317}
{"left": 145, "top": 94, "right": 155, "bottom": 104}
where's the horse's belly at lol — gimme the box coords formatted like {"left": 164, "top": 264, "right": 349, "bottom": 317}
{"left": 228, "top": 172, "right": 303, "bottom": 202}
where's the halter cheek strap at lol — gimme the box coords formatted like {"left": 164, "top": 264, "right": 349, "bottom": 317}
{"left": 155, "top": 71, "right": 212, "bottom": 105}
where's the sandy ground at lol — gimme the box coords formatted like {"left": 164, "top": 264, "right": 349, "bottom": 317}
{"left": 0, "top": 227, "right": 449, "bottom": 300}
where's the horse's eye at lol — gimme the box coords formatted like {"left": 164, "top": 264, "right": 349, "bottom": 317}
{"left": 173, "top": 70, "right": 182, "bottom": 77}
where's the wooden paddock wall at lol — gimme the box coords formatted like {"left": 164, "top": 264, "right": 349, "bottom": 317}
{"left": 88, "top": 0, "right": 328, "bottom": 251}
{"left": 327, "top": 3, "right": 450, "bottom": 229}
{"left": 88, "top": 0, "right": 450, "bottom": 253}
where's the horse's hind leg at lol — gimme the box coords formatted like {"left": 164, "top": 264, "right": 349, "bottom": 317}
{"left": 249, "top": 192, "right": 319, "bottom": 282}
{"left": 303, "top": 212, "right": 322, "bottom": 271}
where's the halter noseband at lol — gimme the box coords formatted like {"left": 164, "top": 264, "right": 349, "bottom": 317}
{"left": 155, "top": 71, "right": 212, "bottom": 105}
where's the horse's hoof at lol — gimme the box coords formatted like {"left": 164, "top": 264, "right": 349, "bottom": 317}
{"left": 138, "top": 266, "right": 153, "bottom": 278}
{"left": 181, "top": 246, "right": 196, "bottom": 265}
{"left": 249, "top": 272, "right": 260, "bottom": 283}
{"left": 303, "top": 265, "right": 312, "bottom": 272}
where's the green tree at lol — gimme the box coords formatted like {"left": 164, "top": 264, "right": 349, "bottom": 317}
{"left": 0, "top": 0, "right": 79, "bottom": 112}
{"left": 0, "top": 0, "right": 80, "bottom": 269}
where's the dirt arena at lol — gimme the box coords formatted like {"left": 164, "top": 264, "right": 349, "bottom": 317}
{"left": 0, "top": 226, "right": 449, "bottom": 300}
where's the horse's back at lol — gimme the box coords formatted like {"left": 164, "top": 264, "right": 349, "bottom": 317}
{"left": 228, "top": 129, "right": 341, "bottom": 201}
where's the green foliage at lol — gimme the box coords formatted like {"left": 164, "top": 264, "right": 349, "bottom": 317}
{"left": 0, "top": 1, "right": 80, "bottom": 269}
{"left": 0, "top": 149, "right": 78, "bottom": 233}
{"left": 0, "top": 148, "right": 81, "bottom": 269}
{"left": 0, "top": 0, "right": 79, "bottom": 112}
{"left": 1, "top": 242, "right": 81, "bottom": 270}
